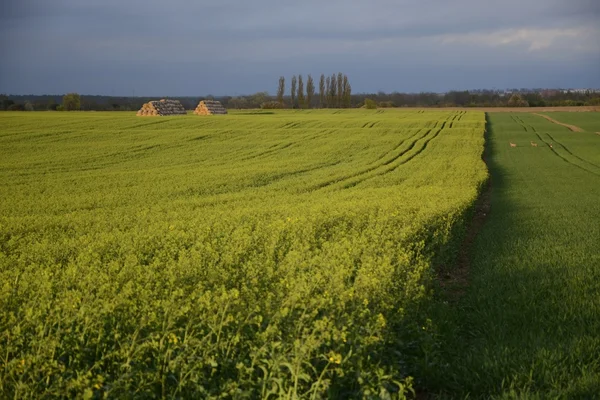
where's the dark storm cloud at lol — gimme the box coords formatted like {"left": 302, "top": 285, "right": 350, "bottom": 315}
{"left": 1, "top": 0, "right": 598, "bottom": 95}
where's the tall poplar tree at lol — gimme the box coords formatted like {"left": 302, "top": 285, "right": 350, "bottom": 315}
{"left": 291, "top": 75, "right": 297, "bottom": 109}
{"left": 342, "top": 74, "right": 352, "bottom": 108}
{"left": 329, "top": 74, "right": 337, "bottom": 108}
{"left": 337, "top": 72, "right": 343, "bottom": 108}
{"left": 297, "top": 75, "right": 305, "bottom": 109}
{"left": 306, "top": 74, "right": 315, "bottom": 109}
{"left": 319, "top": 74, "right": 325, "bottom": 108}
{"left": 277, "top": 76, "right": 285, "bottom": 107}
{"left": 325, "top": 76, "right": 331, "bottom": 108}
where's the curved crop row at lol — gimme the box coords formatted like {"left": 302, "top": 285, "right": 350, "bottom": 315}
{"left": 0, "top": 109, "right": 487, "bottom": 398}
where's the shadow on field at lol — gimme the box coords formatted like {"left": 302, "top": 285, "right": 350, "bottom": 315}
{"left": 236, "top": 111, "right": 275, "bottom": 115}
{"left": 423, "top": 113, "right": 600, "bottom": 399}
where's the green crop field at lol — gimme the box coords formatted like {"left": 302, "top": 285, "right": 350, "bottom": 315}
{"left": 2, "top": 109, "right": 599, "bottom": 399}
{"left": 0, "top": 110, "right": 487, "bottom": 398}
{"left": 540, "top": 112, "right": 600, "bottom": 133}
{"left": 427, "top": 112, "right": 600, "bottom": 398}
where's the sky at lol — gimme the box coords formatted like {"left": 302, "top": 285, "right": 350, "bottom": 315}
{"left": 1, "top": 0, "right": 599, "bottom": 96}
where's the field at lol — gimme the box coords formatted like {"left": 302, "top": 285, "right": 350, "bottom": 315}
{"left": 539, "top": 111, "right": 600, "bottom": 133}
{"left": 2, "top": 109, "right": 599, "bottom": 399}
{"left": 0, "top": 110, "right": 487, "bottom": 398}
{"left": 427, "top": 112, "right": 600, "bottom": 398}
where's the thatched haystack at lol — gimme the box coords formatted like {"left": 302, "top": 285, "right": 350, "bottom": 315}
{"left": 194, "top": 100, "right": 227, "bottom": 115}
{"left": 136, "top": 99, "right": 187, "bottom": 116}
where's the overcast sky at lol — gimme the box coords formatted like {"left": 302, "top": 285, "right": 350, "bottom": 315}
{"left": 1, "top": 0, "right": 599, "bottom": 96}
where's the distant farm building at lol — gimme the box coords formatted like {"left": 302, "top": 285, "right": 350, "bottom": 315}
{"left": 194, "top": 100, "right": 228, "bottom": 115}
{"left": 136, "top": 99, "right": 187, "bottom": 116}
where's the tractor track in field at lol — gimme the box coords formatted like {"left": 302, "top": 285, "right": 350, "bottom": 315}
{"left": 126, "top": 119, "right": 173, "bottom": 129}
{"left": 367, "top": 129, "right": 426, "bottom": 166}
{"left": 543, "top": 131, "right": 600, "bottom": 170}
{"left": 201, "top": 129, "right": 333, "bottom": 166}
{"left": 512, "top": 116, "right": 600, "bottom": 176}
{"left": 536, "top": 134, "right": 600, "bottom": 177}
{"left": 341, "top": 114, "right": 459, "bottom": 188}
{"left": 310, "top": 124, "right": 442, "bottom": 191}
{"left": 306, "top": 129, "right": 432, "bottom": 190}
{"left": 237, "top": 130, "right": 333, "bottom": 162}
{"left": 533, "top": 113, "right": 584, "bottom": 132}
{"left": 360, "top": 121, "right": 380, "bottom": 128}
{"left": 342, "top": 128, "right": 443, "bottom": 189}
{"left": 306, "top": 126, "right": 442, "bottom": 192}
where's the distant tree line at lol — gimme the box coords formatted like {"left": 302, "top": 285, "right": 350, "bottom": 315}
{"left": 1, "top": 89, "right": 599, "bottom": 112}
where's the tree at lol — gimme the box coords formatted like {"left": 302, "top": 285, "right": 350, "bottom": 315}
{"left": 342, "top": 75, "right": 351, "bottom": 108}
{"left": 24, "top": 102, "right": 34, "bottom": 111}
{"left": 306, "top": 74, "right": 315, "bottom": 109}
{"left": 47, "top": 98, "right": 58, "bottom": 111}
{"left": 325, "top": 76, "right": 331, "bottom": 108}
{"left": 337, "top": 72, "right": 343, "bottom": 108}
{"left": 249, "top": 91, "right": 269, "bottom": 108}
{"left": 319, "top": 74, "right": 325, "bottom": 108}
{"left": 507, "top": 93, "right": 529, "bottom": 107}
{"left": 229, "top": 97, "right": 248, "bottom": 109}
{"left": 364, "top": 98, "right": 377, "bottom": 109}
{"left": 261, "top": 101, "right": 284, "bottom": 109}
{"left": 1, "top": 95, "right": 14, "bottom": 111}
{"left": 297, "top": 75, "right": 305, "bottom": 109}
{"left": 329, "top": 74, "right": 337, "bottom": 108}
{"left": 291, "top": 75, "right": 297, "bottom": 109}
{"left": 62, "top": 93, "right": 81, "bottom": 111}
{"left": 8, "top": 103, "right": 25, "bottom": 111}
{"left": 277, "top": 76, "right": 285, "bottom": 107}
{"left": 523, "top": 92, "right": 545, "bottom": 107}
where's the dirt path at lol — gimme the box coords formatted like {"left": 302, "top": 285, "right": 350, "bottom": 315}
{"left": 533, "top": 113, "right": 584, "bottom": 132}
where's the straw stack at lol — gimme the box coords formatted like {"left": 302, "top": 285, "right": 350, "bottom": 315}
{"left": 193, "top": 100, "right": 227, "bottom": 115}
{"left": 136, "top": 99, "right": 187, "bottom": 116}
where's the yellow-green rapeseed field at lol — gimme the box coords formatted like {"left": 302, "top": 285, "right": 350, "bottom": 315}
{"left": 0, "top": 109, "right": 486, "bottom": 398}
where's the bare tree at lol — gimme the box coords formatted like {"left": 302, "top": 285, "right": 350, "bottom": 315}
{"left": 277, "top": 76, "right": 285, "bottom": 107}
{"left": 291, "top": 75, "right": 297, "bottom": 109}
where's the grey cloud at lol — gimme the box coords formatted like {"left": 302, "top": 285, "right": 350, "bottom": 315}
{"left": 1, "top": 0, "right": 598, "bottom": 95}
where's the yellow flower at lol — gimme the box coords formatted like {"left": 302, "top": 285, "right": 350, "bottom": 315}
{"left": 328, "top": 352, "right": 342, "bottom": 364}
{"left": 168, "top": 333, "right": 178, "bottom": 344}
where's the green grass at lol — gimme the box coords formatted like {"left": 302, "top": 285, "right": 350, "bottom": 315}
{"left": 540, "top": 111, "right": 600, "bottom": 133}
{"left": 426, "top": 112, "right": 600, "bottom": 398}
{"left": 0, "top": 110, "right": 487, "bottom": 398}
